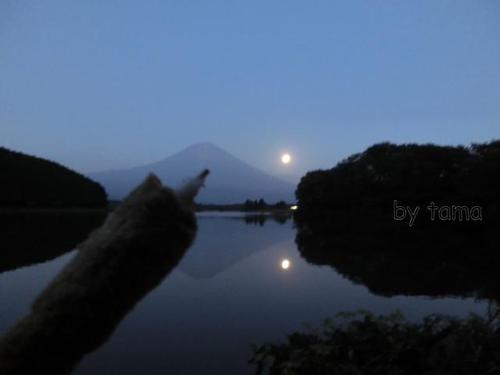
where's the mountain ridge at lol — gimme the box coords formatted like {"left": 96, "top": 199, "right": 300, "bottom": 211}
{"left": 0, "top": 147, "right": 107, "bottom": 208}
{"left": 88, "top": 143, "right": 295, "bottom": 204}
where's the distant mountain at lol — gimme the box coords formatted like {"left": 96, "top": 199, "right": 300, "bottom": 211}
{"left": 276, "top": 173, "right": 302, "bottom": 184}
{"left": 0, "top": 147, "right": 107, "bottom": 208}
{"left": 89, "top": 143, "right": 295, "bottom": 203}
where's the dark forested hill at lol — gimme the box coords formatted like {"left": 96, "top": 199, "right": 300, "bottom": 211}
{"left": 294, "top": 140, "right": 500, "bottom": 304}
{"left": 0, "top": 147, "right": 107, "bottom": 208}
{"left": 294, "top": 140, "right": 500, "bottom": 262}
{"left": 296, "top": 140, "right": 500, "bottom": 228}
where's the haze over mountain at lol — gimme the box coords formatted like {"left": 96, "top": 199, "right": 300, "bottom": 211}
{"left": 88, "top": 143, "right": 295, "bottom": 204}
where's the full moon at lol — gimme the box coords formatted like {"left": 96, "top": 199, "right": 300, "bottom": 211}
{"left": 281, "top": 259, "right": 291, "bottom": 270}
{"left": 281, "top": 153, "right": 291, "bottom": 164}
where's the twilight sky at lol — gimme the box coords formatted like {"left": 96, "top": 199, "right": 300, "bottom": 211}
{"left": 1, "top": 0, "right": 499, "bottom": 178}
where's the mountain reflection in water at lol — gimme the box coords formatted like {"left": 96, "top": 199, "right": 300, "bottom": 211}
{"left": 178, "top": 213, "right": 291, "bottom": 279}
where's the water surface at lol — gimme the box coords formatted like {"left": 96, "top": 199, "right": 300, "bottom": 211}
{"left": 0, "top": 213, "right": 488, "bottom": 374}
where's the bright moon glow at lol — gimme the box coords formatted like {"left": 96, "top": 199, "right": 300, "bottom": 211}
{"left": 281, "top": 259, "right": 291, "bottom": 270}
{"left": 281, "top": 153, "right": 291, "bottom": 164}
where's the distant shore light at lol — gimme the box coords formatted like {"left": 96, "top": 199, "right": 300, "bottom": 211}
{"left": 290, "top": 205, "right": 298, "bottom": 211}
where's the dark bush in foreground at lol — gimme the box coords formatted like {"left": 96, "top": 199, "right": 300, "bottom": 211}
{"left": 251, "top": 309, "right": 500, "bottom": 375}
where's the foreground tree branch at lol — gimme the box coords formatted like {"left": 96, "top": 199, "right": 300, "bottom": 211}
{"left": 0, "top": 170, "right": 209, "bottom": 375}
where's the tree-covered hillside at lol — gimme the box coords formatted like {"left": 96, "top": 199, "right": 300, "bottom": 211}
{"left": 0, "top": 147, "right": 107, "bottom": 208}
{"left": 296, "top": 140, "right": 500, "bottom": 230}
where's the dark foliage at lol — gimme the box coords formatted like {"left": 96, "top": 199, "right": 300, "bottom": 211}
{"left": 0, "top": 147, "right": 107, "bottom": 208}
{"left": 295, "top": 140, "right": 500, "bottom": 240}
{"left": 296, "top": 141, "right": 499, "bottom": 217}
{"left": 295, "top": 224, "right": 500, "bottom": 302}
{"left": 196, "top": 199, "right": 291, "bottom": 212}
{"left": 251, "top": 309, "right": 500, "bottom": 375}
{"left": 283, "top": 141, "right": 500, "bottom": 374}
{"left": 294, "top": 140, "right": 500, "bottom": 303}
{"left": 244, "top": 199, "right": 289, "bottom": 211}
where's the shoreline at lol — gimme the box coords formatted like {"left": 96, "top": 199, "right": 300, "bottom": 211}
{"left": 0, "top": 208, "right": 110, "bottom": 215}
{"left": 0, "top": 207, "right": 293, "bottom": 215}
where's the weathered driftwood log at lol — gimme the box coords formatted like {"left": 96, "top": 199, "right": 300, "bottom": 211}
{"left": 0, "top": 170, "right": 209, "bottom": 375}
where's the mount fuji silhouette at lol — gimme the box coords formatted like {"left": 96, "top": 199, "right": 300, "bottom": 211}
{"left": 88, "top": 143, "right": 295, "bottom": 204}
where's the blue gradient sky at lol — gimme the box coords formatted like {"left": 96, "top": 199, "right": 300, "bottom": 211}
{"left": 1, "top": 1, "right": 499, "bottom": 177}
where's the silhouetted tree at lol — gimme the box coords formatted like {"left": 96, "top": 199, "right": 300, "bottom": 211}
{"left": 257, "top": 198, "right": 266, "bottom": 209}
{"left": 274, "top": 200, "right": 288, "bottom": 209}
{"left": 296, "top": 141, "right": 500, "bottom": 230}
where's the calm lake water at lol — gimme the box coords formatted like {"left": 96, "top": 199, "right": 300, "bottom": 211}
{"left": 0, "top": 213, "right": 489, "bottom": 374}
